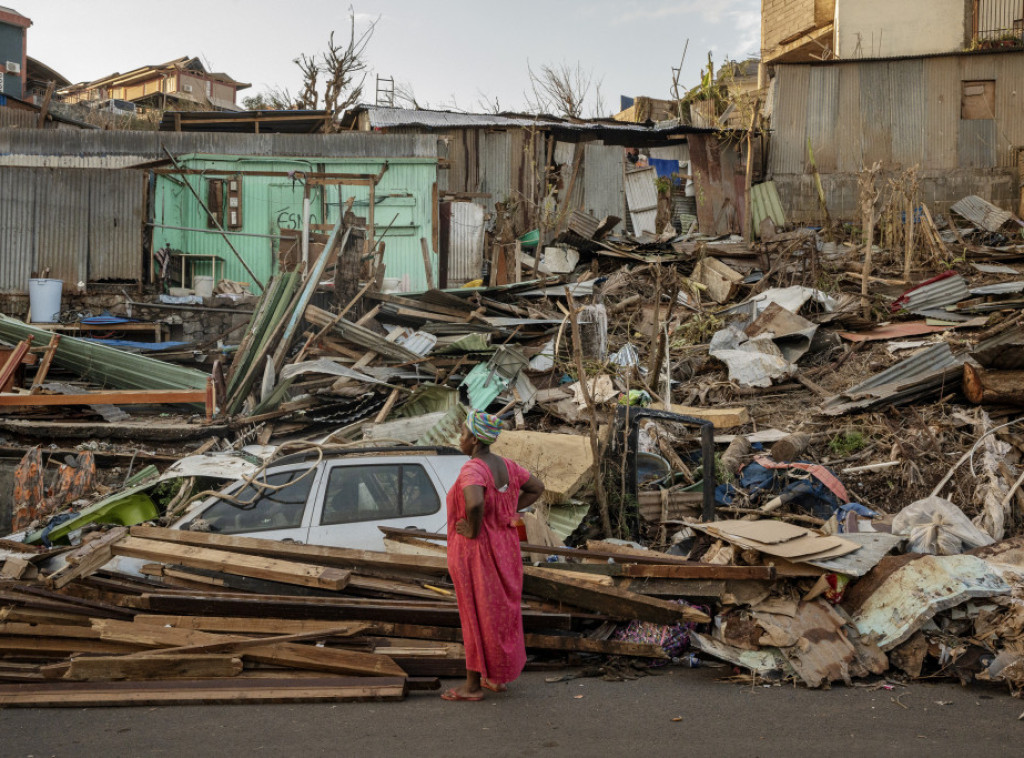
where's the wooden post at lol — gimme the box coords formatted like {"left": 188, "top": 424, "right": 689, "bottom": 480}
{"left": 420, "top": 237, "right": 434, "bottom": 290}
{"left": 36, "top": 81, "right": 55, "bottom": 129}
{"left": 514, "top": 240, "right": 522, "bottom": 283}
{"left": 743, "top": 101, "right": 760, "bottom": 243}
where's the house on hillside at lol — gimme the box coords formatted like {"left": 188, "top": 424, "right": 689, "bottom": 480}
{"left": 0, "top": 5, "right": 30, "bottom": 99}
{"left": 761, "top": 0, "right": 1024, "bottom": 221}
{"left": 59, "top": 56, "right": 250, "bottom": 113}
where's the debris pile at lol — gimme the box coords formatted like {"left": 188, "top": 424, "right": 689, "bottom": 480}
{"left": 2, "top": 186, "right": 1024, "bottom": 700}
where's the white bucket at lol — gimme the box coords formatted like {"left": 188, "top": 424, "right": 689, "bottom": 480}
{"left": 28, "top": 278, "right": 63, "bottom": 323}
{"left": 193, "top": 275, "right": 215, "bottom": 298}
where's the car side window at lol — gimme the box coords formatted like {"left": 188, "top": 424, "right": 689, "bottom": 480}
{"left": 186, "top": 468, "right": 314, "bottom": 534}
{"left": 321, "top": 464, "right": 440, "bottom": 525}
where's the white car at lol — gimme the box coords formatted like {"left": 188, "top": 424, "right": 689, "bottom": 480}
{"left": 168, "top": 446, "right": 465, "bottom": 551}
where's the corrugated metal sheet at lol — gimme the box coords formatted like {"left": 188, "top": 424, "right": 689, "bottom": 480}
{"left": 0, "top": 130, "right": 437, "bottom": 164}
{"left": 0, "top": 166, "right": 144, "bottom": 292}
{"left": 446, "top": 202, "right": 485, "bottom": 287}
{"left": 822, "top": 341, "right": 964, "bottom": 415}
{"left": 581, "top": 143, "right": 625, "bottom": 229}
{"left": 88, "top": 171, "right": 145, "bottom": 281}
{"left": 951, "top": 194, "right": 1014, "bottom": 230}
{"left": 771, "top": 53, "right": 1024, "bottom": 175}
{"left": 624, "top": 167, "right": 658, "bottom": 235}
{"left": 896, "top": 274, "right": 970, "bottom": 313}
{"left": 0, "top": 167, "right": 36, "bottom": 290}
{"left": 750, "top": 181, "right": 786, "bottom": 237}
{"left": 477, "top": 130, "right": 512, "bottom": 205}
{"left": 972, "top": 324, "right": 1024, "bottom": 370}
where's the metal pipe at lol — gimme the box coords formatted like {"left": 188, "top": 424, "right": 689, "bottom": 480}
{"left": 148, "top": 222, "right": 286, "bottom": 241}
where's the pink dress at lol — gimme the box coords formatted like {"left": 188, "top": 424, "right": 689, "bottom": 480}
{"left": 446, "top": 456, "right": 530, "bottom": 684}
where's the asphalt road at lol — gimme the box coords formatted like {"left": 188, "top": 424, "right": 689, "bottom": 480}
{"left": 1, "top": 667, "right": 1022, "bottom": 757}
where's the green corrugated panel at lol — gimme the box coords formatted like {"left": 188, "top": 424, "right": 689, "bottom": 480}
{"left": 0, "top": 315, "right": 209, "bottom": 392}
{"left": 750, "top": 181, "right": 787, "bottom": 239}
{"left": 153, "top": 154, "right": 438, "bottom": 295}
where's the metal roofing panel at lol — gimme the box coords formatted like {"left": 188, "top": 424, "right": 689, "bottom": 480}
{"left": 750, "top": 181, "right": 786, "bottom": 237}
{"left": 971, "top": 324, "right": 1024, "bottom": 370}
{"left": 858, "top": 63, "right": 893, "bottom": 165}
{"left": 769, "top": 66, "right": 810, "bottom": 175}
{"left": 958, "top": 118, "right": 997, "bottom": 168}
{"left": 447, "top": 202, "right": 485, "bottom": 287}
{"left": 0, "top": 167, "right": 36, "bottom": 291}
{"left": 897, "top": 275, "right": 970, "bottom": 313}
{"left": 35, "top": 168, "right": 90, "bottom": 287}
{"left": 835, "top": 64, "right": 863, "bottom": 173}
{"left": 88, "top": 170, "right": 145, "bottom": 281}
{"left": 624, "top": 167, "right": 658, "bottom": 235}
{"left": 951, "top": 195, "right": 1013, "bottom": 231}
{"left": 477, "top": 130, "right": 512, "bottom": 205}
{"left": 806, "top": 66, "right": 839, "bottom": 172}
{"left": 581, "top": 143, "right": 625, "bottom": 230}
{"left": 923, "top": 56, "right": 961, "bottom": 171}
{"left": 889, "top": 58, "right": 926, "bottom": 167}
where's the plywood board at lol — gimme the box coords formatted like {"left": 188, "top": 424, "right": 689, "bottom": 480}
{"left": 491, "top": 431, "right": 594, "bottom": 503}
{"left": 652, "top": 403, "right": 750, "bottom": 429}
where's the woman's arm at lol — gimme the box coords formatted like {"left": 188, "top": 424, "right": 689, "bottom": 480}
{"left": 516, "top": 474, "right": 545, "bottom": 512}
{"left": 456, "top": 484, "right": 485, "bottom": 538}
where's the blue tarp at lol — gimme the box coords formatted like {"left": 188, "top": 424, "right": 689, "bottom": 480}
{"left": 648, "top": 158, "right": 682, "bottom": 185}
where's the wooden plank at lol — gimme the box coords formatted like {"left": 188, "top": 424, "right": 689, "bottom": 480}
{"left": 46, "top": 527, "right": 128, "bottom": 590}
{"left": 0, "top": 557, "right": 31, "bottom": 580}
{"left": 91, "top": 619, "right": 406, "bottom": 678}
{"left": 66, "top": 655, "right": 243, "bottom": 682}
{"left": 128, "top": 526, "right": 449, "bottom": 575}
{"left": 29, "top": 333, "right": 60, "bottom": 393}
{"left": 0, "top": 677, "right": 407, "bottom": 707}
{"left": 111, "top": 536, "right": 351, "bottom": 591}
{"left": 521, "top": 566, "right": 710, "bottom": 625}
{"left": 616, "top": 578, "right": 728, "bottom": 598}
{"left": 617, "top": 564, "right": 775, "bottom": 580}
{"left": 135, "top": 593, "right": 569, "bottom": 630}
{"left": 651, "top": 402, "right": 750, "bottom": 429}
{"left": 132, "top": 616, "right": 374, "bottom": 636}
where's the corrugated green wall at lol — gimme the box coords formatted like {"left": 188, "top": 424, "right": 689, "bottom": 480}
{"left": 153, "top": 153, "right": 437, "bottom": 294}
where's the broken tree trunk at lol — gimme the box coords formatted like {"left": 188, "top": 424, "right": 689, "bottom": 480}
{"left": 963, "top": 363, "right": 1024, "bottom": 407}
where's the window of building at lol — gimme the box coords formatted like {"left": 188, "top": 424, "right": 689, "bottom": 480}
{"left": 962, "top": 80, "right": 996, "bottom": 119}
{"left": 320, "top": 464, "right": 440, "bottom": 525}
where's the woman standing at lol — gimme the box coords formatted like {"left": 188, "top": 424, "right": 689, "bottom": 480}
{"left": 442, "top": 410, "right": 545, "bottom": 701}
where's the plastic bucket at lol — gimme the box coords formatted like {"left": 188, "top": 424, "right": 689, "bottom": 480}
{"left": 193, "top": 275, "right": 215, "bottom": 297}
{"left": 28, "top": 278, "right": 63, "bottom": 323}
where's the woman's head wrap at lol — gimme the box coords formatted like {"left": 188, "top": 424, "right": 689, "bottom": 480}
{"left": 466, "top": 410, "right": 504, "bottom": 445}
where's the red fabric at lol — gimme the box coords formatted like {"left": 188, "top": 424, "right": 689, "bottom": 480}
{"left": 446, "top": 456, "right": 530, "bottom": 684}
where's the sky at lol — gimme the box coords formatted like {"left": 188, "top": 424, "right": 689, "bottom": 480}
{"left": 22, "top": 0, "right": 761, "bottom": 115}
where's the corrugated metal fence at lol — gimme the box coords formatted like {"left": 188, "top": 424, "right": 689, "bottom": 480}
{"left": 0, "top": 167, "right": 145, "bottom": 292}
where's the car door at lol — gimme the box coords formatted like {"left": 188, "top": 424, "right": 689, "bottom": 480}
{"left": 305, "top": 457, "right": 449, "bottom": 551}
{"left": 176, "top": 464, "right": 318, "bottom": 544}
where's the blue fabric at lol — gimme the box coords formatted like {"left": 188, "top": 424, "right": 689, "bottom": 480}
{"left": 40, "top": 512, "right": 75, "bottom": 548}
{"left": 714, "top": 461, "right": 856, "bottom": 521}
{"left": 648, "top": 158, "right": 682, "bottom": 184}
{"left": 81, "top": 339, "right": 191, "bottom": 351}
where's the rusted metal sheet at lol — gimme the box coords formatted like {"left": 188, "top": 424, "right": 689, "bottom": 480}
{"left": 852, "top": 554, "right": 1013, "bottom": 651}
{"left": 581, "top": 143, "right": 625, "bottom": 229}
{"left": 624, "top": 166, "right": 659, "bottom": 235}
{"left": 446, "top": 202, "right": 485, "bottom": 287}
{"left": 0, "top": 167, "right": 36, "bottom": 291}
{"left": 806, "top": 66, "right": 839, "bottom": 172}
{"left": 959, "top": 118, "right": 997, "bottom": 168}
{"left": 889, "top": 58, "right": 926, "bottom": 167}
{"left": 951, "top": 194, "right": 1014, "bottom": 231}
{"left": 87, "top": 170, "right": 146, "bottom": 281}
{"left": 35, "top": 168, "right": 90, "bottom": 287}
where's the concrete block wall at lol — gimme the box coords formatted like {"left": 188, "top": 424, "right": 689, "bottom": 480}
{"left": 763, "top": 0, "right": 824, "bottom": 53}
{"left": 772, "top": 168, "right": 1019, "bottom": 225}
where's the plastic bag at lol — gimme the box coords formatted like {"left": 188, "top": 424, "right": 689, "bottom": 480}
{"left": 891, "top": 496, "right": 995, "bottom": 555}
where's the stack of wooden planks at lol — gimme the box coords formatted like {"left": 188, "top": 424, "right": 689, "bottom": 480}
{"left": 0, "top": 525, "right": 762, "bottom": 707}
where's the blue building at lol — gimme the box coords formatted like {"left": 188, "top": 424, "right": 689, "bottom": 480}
{"left": 0, "top": 6, "right": 30, "bottom": 99}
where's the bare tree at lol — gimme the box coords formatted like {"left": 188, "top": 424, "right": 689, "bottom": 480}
{"left": 525, "top": 61, "right": 600, "bottom": 119}
{"left": 294, "top": 53, "right": 320, "bottom": 109}
{"left": 242, "top": 89, "right": 296, "bottom": 110}
{"left": 393, "top": 80, "right": 423, "bottom": 110}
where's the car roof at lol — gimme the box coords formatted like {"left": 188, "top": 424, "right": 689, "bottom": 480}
{"left": 270, "top": 445, "right": 463, "bottom": 468}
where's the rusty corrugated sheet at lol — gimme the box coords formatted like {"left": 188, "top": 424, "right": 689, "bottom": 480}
{"left": 951, "top": 194, "right": 1014, "bottom": 231}
{"left": 581, "top": 143, "right": 625, "bottom": 229}
{"left": 0, "top": 167, "right": 36, "bottom": 291}
{"left": 806, "top": 66, "right": 839, "bottom": 172}
{"left": 477, "top": 130, "right": 511, "bottom": 206}
{"left": 889, "top": 58, "right": 926, "bottom": 167}
{"left": 88, "top": 170, "right": 146, "bottom": 281}
{"left": 859, "top": 64, "right": 893, "bottom": 166}
{"left": 35, "top": 168, "right": 90, "bottom": 286}
{"left": 447, "top": 202, "right": 485, "bottom": 286}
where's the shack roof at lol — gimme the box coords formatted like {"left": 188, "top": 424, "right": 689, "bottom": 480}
{"left": 159, "top": 109, "right": 332, "bottom": 134}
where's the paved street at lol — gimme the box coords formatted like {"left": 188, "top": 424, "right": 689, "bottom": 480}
{"left": 2, "top": 668, "right": 1021, "bottom": 757}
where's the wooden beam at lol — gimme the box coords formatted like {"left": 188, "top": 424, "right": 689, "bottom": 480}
{"left": 522, "top": 566, "right": 710, "bottom": 625}
{"left": 29, "top": 333, "right": 60, "bottom": 393}
{"left": 524, "top": 633, "right": 667, "bottom": 658}
{"left": 66, "top": 654, "right": 243, "bottom": 682}
{"left": 46, "top": 527, "right": 128, "bottom": 590}
{"left": 0, "top": 676, "right": 407, "bottom": 707}
{"left": 91, "top": 619, "right": 405, "bottom": 678}
{"left": 0, "top": 381, "right": 215, "bottom": 422}
{"left": 111, "top": 536, "right": 351, "bottom": 591}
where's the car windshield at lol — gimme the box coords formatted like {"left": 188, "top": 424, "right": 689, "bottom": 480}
{"left": 184, "top": 467, "right": 315, "bottom": 534}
